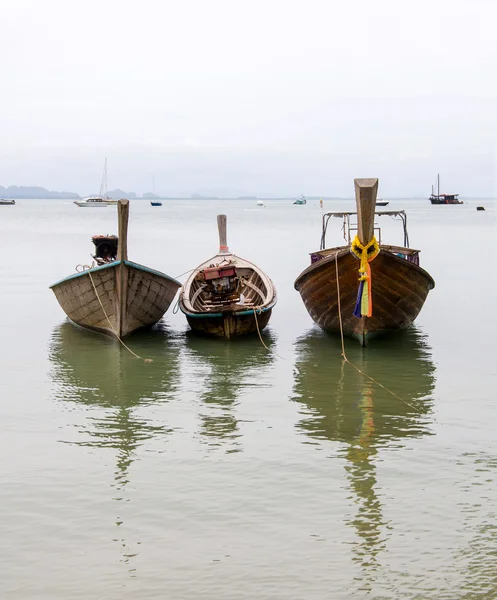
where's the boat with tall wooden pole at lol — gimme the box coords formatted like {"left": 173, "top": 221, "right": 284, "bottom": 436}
{"left": 294, "top": 178, "right": 435, "bottom": 346}
{"left": 50, "top": 199, "right": 181, "bottom": 338}
{"left": 179, "top": 214, "right": 277, "bottom": 338}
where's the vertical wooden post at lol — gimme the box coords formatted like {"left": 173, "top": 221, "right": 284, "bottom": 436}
{"left": 116, "top": 199, "right": 130, "bottom": 337}
{"left": 117, "top": 199, "right": 129, "bottom": 261}
{"left": 354, "top": 178, "right": 378, "bottom": 245}
{"left": 217, "top": 214, "right": 229, "bottom": 253}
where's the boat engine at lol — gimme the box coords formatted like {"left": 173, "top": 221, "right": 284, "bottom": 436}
{"left": 92, "top": 235, "right": 118, "bottom": 265}
{"left": 198, "top": 265, "right": 238, "bottom": 299}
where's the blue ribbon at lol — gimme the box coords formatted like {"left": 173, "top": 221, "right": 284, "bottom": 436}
{"left": 353, "top": 279, "right": 365, "bottom": 318}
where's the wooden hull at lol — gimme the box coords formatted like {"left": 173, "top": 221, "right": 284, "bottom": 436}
{"left": 51, "top": 260, "right": 181, "bottom": 338}
{"left": 185, "top": 307, "right": 272, "bottom": 339}
{"left": 295, "top": 248, "right": 435, "bottom": 346}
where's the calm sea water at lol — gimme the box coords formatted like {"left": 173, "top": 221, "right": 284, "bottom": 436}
{"left": 1, "top": 197, "right": 496, "bottom": 599}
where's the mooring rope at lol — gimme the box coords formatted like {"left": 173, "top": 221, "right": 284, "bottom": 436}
{"left": 84, "top": 263, "right": 152, "bottom": 362}
{"left": 334, "top": 251, "right": 417, "bottom": 410}
{"left": 252, "top": 308, "right": 286, "bottom": 360}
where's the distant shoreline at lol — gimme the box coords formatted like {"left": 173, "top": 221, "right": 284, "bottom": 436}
{"left": 5, "top": 196, "right": 495, "bottom": 201}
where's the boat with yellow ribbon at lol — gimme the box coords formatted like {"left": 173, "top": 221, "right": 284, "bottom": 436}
{"left": 294, "top": 178, "right": 435, "bottom": 346}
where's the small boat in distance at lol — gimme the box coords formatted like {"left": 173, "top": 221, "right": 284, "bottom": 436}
{"left": 294, "top": 194, "right": 307, "bottom": 205}
{"left": 477, "top": 206, "right": 485, "bottom": 211}
{"left": 0, "top": 199, "right": 15, "bottom": 205}
{"left": 179, "top": 215, "right": 277, "bottom": 338}
{"left": 429, "top": 174, "right": 463, "bottom": 204}
{"left": 295, "top": 178, "right": 435, "bottom": 346}
{"left": 74, "top": 158, "right": 119, "bottom": 207}
{"left": 257, "top": 200, "right": 265, "bottom": 207}
{"left": 376, "top": 200, "right": 389, "bottom": 206}
{"left": 50, "top": 200, "right": 181, "bottom": 338}
{"left": 150, "top": 201, "right": 162, "bottom": 206}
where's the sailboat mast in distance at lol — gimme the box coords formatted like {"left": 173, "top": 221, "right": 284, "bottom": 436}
{"left": 99, "top": 158, "right": 108, "bottom": 199}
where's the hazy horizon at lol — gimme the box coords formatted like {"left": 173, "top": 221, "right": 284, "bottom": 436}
{"left": 2, "top": 0, "right": 495, "bottom": 197}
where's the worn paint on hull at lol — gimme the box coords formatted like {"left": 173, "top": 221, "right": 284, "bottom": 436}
{"left": 51, "top": 261, "right": 181, "bottom": 338}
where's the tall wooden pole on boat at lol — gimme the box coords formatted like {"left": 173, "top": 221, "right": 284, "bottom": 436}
{"left": 354, "top": 178, "right": 378, "bottom": 245}
{"left": 217, "top": 214, "right": 229, "bottom": 253}
{"left": 116, "top": 199, "right": 130, "bottom": 337}
{"left": 117, "top": 200, "right": 129, "bottom": 261}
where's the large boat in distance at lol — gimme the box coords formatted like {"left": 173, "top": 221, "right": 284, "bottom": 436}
{"left": 429, "top": 174, "right": 462, "bottom": 204}
{"left": 74, "top": 158, "right": 118, "bottom": 207}
{"left": 0, "top": 199, "right": 16, "bottom": 205}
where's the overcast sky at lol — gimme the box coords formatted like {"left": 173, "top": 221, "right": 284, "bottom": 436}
{"left": 1, "top": 0, "right": 495, "bottom": 196}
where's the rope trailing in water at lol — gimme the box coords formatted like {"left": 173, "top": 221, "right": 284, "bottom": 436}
{"left": 253, "top": 308, "right": 271, "bottom": 351}
{"left": 334, "top": 251, "right": 417, "bottom": 410}
{"left": 85, "top": 264, "right": 152, "bottom": 363}
{"left": 252, "top": 308, "right": 285, "bottom": 360}
{"left": 350, "top": 235, "right": 380, "bottom": 318}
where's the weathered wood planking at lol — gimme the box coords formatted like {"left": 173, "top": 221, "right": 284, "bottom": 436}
{"left": 179, "top": 214, "right": 277, "bottom": 339}
{"left": 294, "top": 178, "right": 435, "bottom": 346}
{"left": 51, "top": 199, "right": 181, "bottom": 338}
{"left": 295, "top": 248, "right": 434, "bottom": 346}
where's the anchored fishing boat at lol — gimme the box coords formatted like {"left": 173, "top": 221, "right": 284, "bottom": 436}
{"left": 294, "top": 178, "right": 435, "bottom": 346}
{"left": 429, "top": 174, "right": 462, "bottom": 204}
{"left": 179, "top": 215, "right": 277, "bottom": 338}
{"left": 50, "top": 199, "right": 181, "bottom": 338}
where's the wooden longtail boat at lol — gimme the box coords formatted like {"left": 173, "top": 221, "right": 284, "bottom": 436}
{"left": 50, "top": 199, "right": 181, "bottom": 338}
{"left": 294, "top": 178, "right": 435, "bottom": 346}
{"left": 179, "top": 215, "right": 277, "bottom": 339}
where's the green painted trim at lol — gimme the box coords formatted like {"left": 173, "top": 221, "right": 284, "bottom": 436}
{"left": 180, "top": 300, "right": 276, "bottom": 319}
{"left": 50, "top": 260, "right": 181, "bottom": 289}
{"left": 49, "top": 261, "right": 120, "bottom": 288}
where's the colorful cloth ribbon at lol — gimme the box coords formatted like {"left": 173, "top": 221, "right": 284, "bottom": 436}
{"left": 351, "top": 236, "right": 379, "bottom": 318}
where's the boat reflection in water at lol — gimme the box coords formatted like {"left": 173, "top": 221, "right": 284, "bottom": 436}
{"left": 49, "top": 321, "right": 182, "bottom": 573}
{"left": 183, "top": 331, "right": 276, "bottom": 453}
{"left": 292, "top": 326, "right": 436, "bottom": 591}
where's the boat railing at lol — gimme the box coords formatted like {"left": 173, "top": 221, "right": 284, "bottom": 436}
{"left": 320, "top": 210, "right": 409, "bottom": 250}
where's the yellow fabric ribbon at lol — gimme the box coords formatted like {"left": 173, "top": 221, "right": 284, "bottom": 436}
{"left": 350, "top": 235, "right": 380, "bottom": 280}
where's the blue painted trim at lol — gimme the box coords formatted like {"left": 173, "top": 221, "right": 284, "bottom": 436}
{"left": 50, "top": 260, "right": 181, "bottom": 289}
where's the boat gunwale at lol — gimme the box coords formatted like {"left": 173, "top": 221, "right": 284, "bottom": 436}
{"left": 49, "top": 260, "right": 182, "bottom": 289}
{"left": 294, "top": 246, "right": 436, "bottom": 291}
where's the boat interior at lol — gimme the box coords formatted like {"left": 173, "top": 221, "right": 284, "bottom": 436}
{"left": 188, "top": 261, "right": 270, "bottom": 312}
{"left": 316, "top": 210, "right": 421, "bottom": 266}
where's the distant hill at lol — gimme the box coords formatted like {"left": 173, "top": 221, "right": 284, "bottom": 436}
{"left": 190, "top": 193, "right": 219, "bottom": 199}
{"left": 106, "top": 189, "right": 137, "bottom": 199}
{"left": 0, "top": 185, "right": 80, "bottom": 199}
